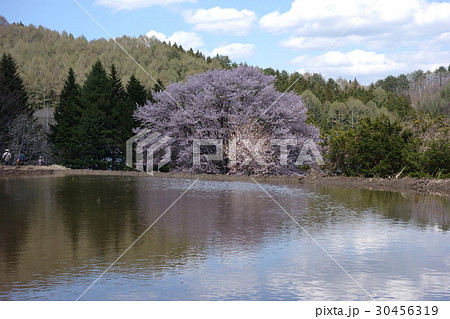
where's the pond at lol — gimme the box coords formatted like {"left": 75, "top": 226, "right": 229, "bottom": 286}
{"left": 0, "top": 175, "right": 449, "bottom": 300}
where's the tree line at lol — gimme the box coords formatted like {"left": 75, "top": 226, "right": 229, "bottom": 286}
{"left": 50, "top": 61, "right": 161, "bottom": 169}
{"left": 260, "top": 67, "right": 449, "bottom": 178}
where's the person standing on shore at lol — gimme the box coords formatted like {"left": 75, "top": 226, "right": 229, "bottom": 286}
{"left": 2, "top": 149, "right": 12, "bottom": 165}
{"left": 16, "top": 153, "right": 26, "bottom": 166}
{"left": 38, "top": 156, "right": 45, "bottom": 166}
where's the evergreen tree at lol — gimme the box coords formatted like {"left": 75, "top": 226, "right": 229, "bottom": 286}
{"left": 78, "top": 60, "right": 111, "bottom": 168}
{"left": 383, "top": 92, "right": 412, "bottom": 118}
{"left": 50, "top": 68, "right": 81, "bottom": 166}
{"left": 325, "top": 78, "right": 339, "bottom": 103}
{"left": 108, "top": 64, "right": 126, "bottom": 168}
{"left": 0, "top": 53, "right": 28, "bottom": 109}
{"left": 126, "top": 74, "right": 147, "bottom": 131}
{"left": 80, "top": 60, "right": 111, "bottom": 114}
{"left": 0, "top": 53, "right": 30, "bottom": 152}
{"left": 75, "top": 105, "right": 106, "bottom": 169}
{"left": 127, "top": 75, "right": 147, "bottom": 107}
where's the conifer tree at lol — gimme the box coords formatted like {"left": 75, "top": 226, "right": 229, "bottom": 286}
{"left": 108, "top": 64, "right": 127, "bottom": 168}
{"left": 80, "top": 60, "right": 111, "bottom": 114}
{"left": 76, "top": 105, "right": 106, "bottom": 169}
{"left": 0, "top": 53, "right": 29, "bottom": 148}
{"left": 124, "top": 74, "right": 147, "bottom": 135}
{"left": 50, "top": 68, "right": 81, "bottom": 166}
{"left": 77, "top": 60, "right": 110, "bottom": 168}
{"left": 0, "top": 53, "right": 28, "bottom": 110}
{"left": 127, "top": 74, "right": 147, "bottom": 107}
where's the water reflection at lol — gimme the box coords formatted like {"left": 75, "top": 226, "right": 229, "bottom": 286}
{"left": 0, "top": 176, "right": 449, "bottom": 300}
{"left": 306, "top": 185, "right": 450, "bottom": 231}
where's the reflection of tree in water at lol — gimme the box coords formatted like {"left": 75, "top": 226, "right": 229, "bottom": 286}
{"left": 56, "top": 176, "right": 142, "bottom": 256}
{"left": 0, "top": 176, "right": 211, "bottom": 296}
{"left": 135, "top": 180, "right": 308, "bottom": 255}
{"left": 0, "top": 176, "right": 59, "bottom": 297}
{"left": 308, "top": 185, "right": 450, "bottom": 231}
{"left": 2, "top": 177, "right": 448, "bottom": 300}
{"left": 0, "top": 178, "right": 32, "bottom": 273}
{"left": 410, "top": 195, "right": 450, "bottom": 231}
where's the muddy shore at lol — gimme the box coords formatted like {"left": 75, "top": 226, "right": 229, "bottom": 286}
{"left": 1, "top": 165, "right": 449, "bottom": 196}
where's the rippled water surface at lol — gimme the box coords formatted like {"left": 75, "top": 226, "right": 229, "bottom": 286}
{"left": 0, "top": 175, "right": 449, "bottom": 300}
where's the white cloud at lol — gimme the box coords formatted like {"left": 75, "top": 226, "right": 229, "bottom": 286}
{"left": 183, "top": 7, "right": 256, "bottom": 36}
{"left": 261, "top": 0, "right": 450, "bottom": 48}
{"left": 292, "top": 49, "right": 404, "bottom": 81}
{"left": 281, "top": 33, "right": 423, "bottom": 52}
{"left": 259, "top": 0, "right": 364, "bottom": 35}
{"left": 211, "top": 43, "right": 256, "bottom": 59}
{"left": 436, "top": 32, "right": 450, "bottom": 43}
{"left": 280, "top": 36, "right": 349, "bottom": 50}
{"left": 96, "top": 0, "right": 196, "bottom": 11}
{"left": 146, "top": 30, "right": 204, "bottom": 49}
{"left": 145, "top": 30, "right": 167, "bottom": 41}
{"left": 291, "top": 48, "right": 450, "bottom": 83}
{"left": 167, "top": 31, "right": 204, "bottom": 49}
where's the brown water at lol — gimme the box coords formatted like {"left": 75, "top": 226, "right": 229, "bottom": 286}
{"left": 0, "top": 175, "right": 449, "bottom": 300}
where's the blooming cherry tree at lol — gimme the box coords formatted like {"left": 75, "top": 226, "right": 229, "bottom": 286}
{"left": 134, "top": 67, "right": 320, "bottom": 174}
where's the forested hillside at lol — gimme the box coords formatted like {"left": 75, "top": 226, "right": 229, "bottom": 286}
{"left": 0, "top": 17, "right": 226, "bottom": 110}
{"left": 265, "top": 66, "right": 450, "bottom": 127}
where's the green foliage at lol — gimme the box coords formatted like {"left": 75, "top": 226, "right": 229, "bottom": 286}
{"left": 126, "top": 74, "right": 147, "bottom": 107}
{"left": 0, "top": 53, "right": 29, "bottom": 137}
{"left": 302, "top": 89, "right": 325, "bottom": 127}
{"left": 382, "top": 92, "right": 412, "bottom": 118}
{"left": 424, "top": 81, "right": 450, "bottom": 116}
{"left": 80, "top": 61, "right": 111, "bottom": 114}
{"left": 422, "top": 138, "right": 450, "bottom": 177}
{"left": 75, "top": 61, "right": 129, "bottom": 169}
{"left": 0, "top": 21, "right": 224, "bottom": 112}
{"left": 0, "top": 53, "right": 28, "bottom": 109}
{"left": 125, "top": 74, "right": 147, "bottom": 134}
{"left": 376, "top": 74, "right": 409, "bottom": 94}
{"left": 52, "top": 62, "right": 134, "bottom": 169}
{"left": 327, "top": 101, "right": 348, "bottom": 129}
{"left": 0, "top": 53, "right": 34, "bottom": 155}
{"left": 75, "top": 105, "right": 106, "bottom": 169}
{"left": 50, "top": 68, "right": 81, "bottom": 165}
{"left": 325, "top": 116, "right": 419, "bottom": 177}
{"left": 108, "top": 64, "right": 127, "bottom": 168}
{"left": 297, "top": 164, "right": 311, "bottom": 171}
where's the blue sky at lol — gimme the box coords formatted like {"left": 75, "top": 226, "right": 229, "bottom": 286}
{"left": 2, "top": 0, "right": 450, "bottom": 84}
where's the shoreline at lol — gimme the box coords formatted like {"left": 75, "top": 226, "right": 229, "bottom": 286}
{"left": 1, "top": 165, "right": 449, "bottom": 196}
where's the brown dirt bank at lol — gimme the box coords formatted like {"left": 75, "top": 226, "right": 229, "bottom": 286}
{"left": 300, "top": 174, "right": 450, "bottom": 197}
{"left": 1, "top": 165, "right": 449, "bottom": 196}
{"left": 0, "top": 165, "right": 148, "bottom": 177}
